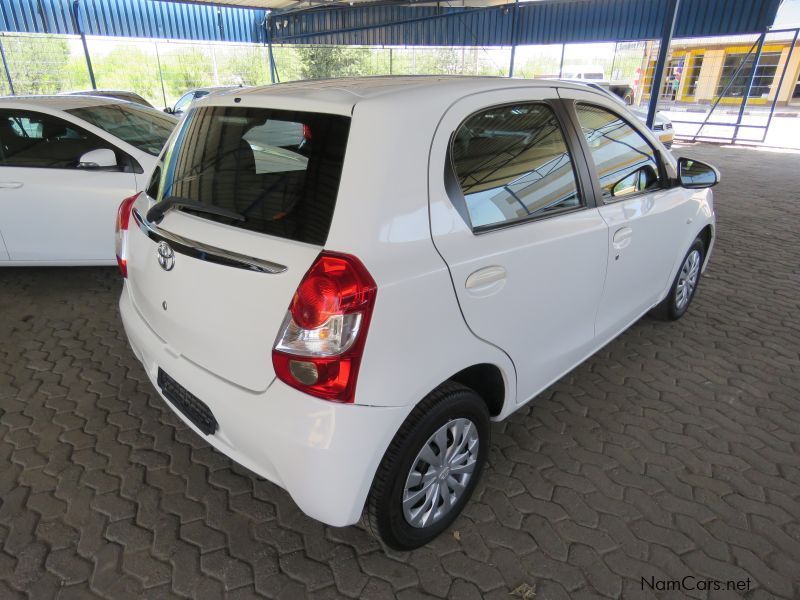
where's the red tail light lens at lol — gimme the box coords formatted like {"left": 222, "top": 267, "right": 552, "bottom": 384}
{"left": 272, "top": 251, "right": 377, "bottom": 403}
{"left": 302, "top": 124, "right": 312, "bottom": 141}
{"left": 115, "top": 193, "right": 139, "bottom": 278}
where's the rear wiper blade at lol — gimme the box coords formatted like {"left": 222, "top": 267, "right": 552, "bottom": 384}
{"left": 146, "top": 196, "right": 246, "bottom": 225}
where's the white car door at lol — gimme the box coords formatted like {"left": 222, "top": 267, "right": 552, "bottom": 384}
{"left": 429, "top": 88, "right": 608, "bottom": 404}
{"left": 0, "top": 109, "right": 138, "bottom": 263}
{"left": 559, "top": 89, "right": 694, "bottom": 340}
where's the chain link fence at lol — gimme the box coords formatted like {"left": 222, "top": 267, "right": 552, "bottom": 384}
{"left": 0, "top": 33, "right": 91, "bottom": 96}
{"left": 1, "top": 31, "right": 798, "bottom": 145}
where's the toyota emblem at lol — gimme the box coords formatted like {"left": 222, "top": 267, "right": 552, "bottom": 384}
{"left": 156, "top": 241, "right": 175, "bottom": 271}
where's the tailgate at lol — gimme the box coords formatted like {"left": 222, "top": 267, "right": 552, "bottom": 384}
{"left": 123, "top": 103, "right": 350, "bottom": 392}
{"left": 127, "top": 205, "right": 319, "bottom": 392}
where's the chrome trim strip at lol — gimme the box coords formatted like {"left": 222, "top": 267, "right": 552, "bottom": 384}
{"left": 131, "top": 208, "right": 288, "bottom": 274}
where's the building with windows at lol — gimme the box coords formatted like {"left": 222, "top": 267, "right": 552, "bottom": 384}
{"left": 637, "top": 33, "right": 800, "bottom": 107}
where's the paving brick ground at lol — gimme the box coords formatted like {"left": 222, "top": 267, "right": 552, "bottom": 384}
{"left": 1, "top": 143, "right": 799, "bottom": 599}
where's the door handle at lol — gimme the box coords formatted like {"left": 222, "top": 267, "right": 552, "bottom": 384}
{"left": 612, "top": 227, "right": 633, "bottom": 250}
{"left": 0, "top": 181, "right": 23, "bottom": 189}
{"left": 465, "top": 265, "right": 506, "bottom": 297}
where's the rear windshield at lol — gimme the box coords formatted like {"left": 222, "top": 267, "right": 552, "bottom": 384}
{"left": 148, "top": 106, "right": 350, "bottom": 246}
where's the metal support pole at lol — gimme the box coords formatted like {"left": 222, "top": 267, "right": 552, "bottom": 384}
{"left": 389, "top": 48, "right": 393, "bottom": 74}
{"left": 609, "top": 41, "right": 618, "bottom": 79}
{"left": 508, "top": 0, "right": 518, "bottom": 77}
{"left": 72, "top": 0, "right": 96, "bottom": 89}
{"left": 266, "top": 14, "right": 276, "bottom": 84}
{"left": 733, "top": 32, "right": 766, "bottom": 140}
{"left": 559, "top": 43, "right": 565, "bottom": 77}
{"left": 0, "top": 36, "right": 15, "bottom": 95}
{"left": 760, "top": 28, "right": 798, "bottom": 143}
{"left": 646, "top": 0, "right": 680, "bottom": 129}
{"left": 155, "top": 42, "right": 168, "bottom": 109}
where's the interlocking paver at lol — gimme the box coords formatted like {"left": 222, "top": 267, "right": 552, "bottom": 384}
{"left": 1, "top": 144, "right": 799, "bottom": 598}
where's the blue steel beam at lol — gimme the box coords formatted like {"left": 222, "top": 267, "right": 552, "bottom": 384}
{"left": 0, "top": 0, "right": 782, "bottom": 45}
{"left": 0, "top": 0, "right": 267, "bottom": 42}
{"left": 646, "top": 0, "right": 679, "bottom": 129}
{"left": 271, "top": 0, "right": 781, "bottom": 46}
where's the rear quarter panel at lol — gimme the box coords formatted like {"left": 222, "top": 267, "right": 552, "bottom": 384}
{"left": 324, "top": 95, "right": 517, "bottom": 412}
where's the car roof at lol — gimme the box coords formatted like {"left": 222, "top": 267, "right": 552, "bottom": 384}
{"left": 0, "top": 94, "right": 127, "bottom": 111}
{"left": 68, "top": 89, "right": 144, "bottom": 96}
{"left": 188, "top": 86, "right": 242, "bottom": 94}
{"left": 208, "top": 76, "right": 601, "bottom": 115}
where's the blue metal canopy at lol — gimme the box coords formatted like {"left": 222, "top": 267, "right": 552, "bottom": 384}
{"left": 270, "top": 0, "right": 782, "bottom": 46}
{"left": 0, "top": 0, "right": 267, "bottom": 42}
{"left": 0, "top": 0, "right": 782, "bottom": 45}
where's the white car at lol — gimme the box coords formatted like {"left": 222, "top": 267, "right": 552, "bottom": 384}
{"left": 165, "top": 86, "right": 242, "bottom": 116}
{"left": 117, "top": 77, "right": 718, "bottom": 549}
{"left": 582, "top": 82, "right": 674, "bottom": 147}
{"left": 0, "top": 96, "right": 176, "bottom": 265}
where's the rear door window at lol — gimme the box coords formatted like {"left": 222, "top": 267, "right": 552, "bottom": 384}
{"left": 450, "top": 102, "right": 583, "bottom": 230}
{"left": 149, "top": 106, "right": 350, "bottom": 246}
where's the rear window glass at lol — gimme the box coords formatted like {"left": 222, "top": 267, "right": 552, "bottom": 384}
{"left": 148, "top": 106, "right": 350, "bottom": 246}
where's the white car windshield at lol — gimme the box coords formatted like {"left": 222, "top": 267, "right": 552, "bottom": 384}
{"left": 66, "top": 103, "right": 176, "bottom": 155}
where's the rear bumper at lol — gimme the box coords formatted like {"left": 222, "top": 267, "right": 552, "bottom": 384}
{"left": 119, "top": 283, "right": 408, "bottom": 527}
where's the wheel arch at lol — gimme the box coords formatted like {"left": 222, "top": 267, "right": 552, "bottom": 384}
{"left": 698, "top": 223, "right": 713, "bottom": 252}
{"left": 447, "top": 363, "right": 508, "bottom": 418}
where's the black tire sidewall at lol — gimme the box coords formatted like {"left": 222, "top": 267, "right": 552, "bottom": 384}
{"left": 376, "top": 389, "right": 489, "bottom": 550}
{"left": 667, "top": 238, "right": 705, "bottom": 320}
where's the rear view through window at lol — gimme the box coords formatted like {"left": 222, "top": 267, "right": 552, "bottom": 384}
{"left": 150, "top": 106, "right": 350, "bottom": 246}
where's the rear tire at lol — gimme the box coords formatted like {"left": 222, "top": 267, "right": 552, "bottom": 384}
{"left": 652, "top": 238, "right": 705, "bottom": 321}
{"left": 366, "top": 382, "right": 489, "bottom": 550}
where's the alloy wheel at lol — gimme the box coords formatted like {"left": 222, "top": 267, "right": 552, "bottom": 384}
{"left": 675, "top": 249, "right": 701, "bottom": 311}
{"left": 402, "top": 418, "right": 479, "bottom": 528}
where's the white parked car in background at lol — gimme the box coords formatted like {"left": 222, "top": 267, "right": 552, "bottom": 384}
{"left": 0, "top": 96, "right": 176, "bottom": 265}
{"left": 117, "top": 77, "right": 718, "bottom": 549}
{"left": 583, "top": 82, "right": 674, "bottom": 147}
{"left": 165, "top": 85, "right": 242, "bottom": 116}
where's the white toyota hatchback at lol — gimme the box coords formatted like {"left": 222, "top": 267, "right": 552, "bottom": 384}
{"left": 0, "top": 95, "right": 176, "bottom": 265}
{"left": 118, "top": 77, "right": 718, "bottom": 549}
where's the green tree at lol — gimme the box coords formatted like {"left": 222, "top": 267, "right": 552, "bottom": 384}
{"left": 92, "top": 46, "right": 162, "bottom": 105}
{"left": 221, "top": 48, "right": 269, "bottom": 86}
{"left": 416, "top": 48, "right": 467, "bottom": 75}
{"left": 515, "top": 55, "right": 561, "bottom": 79}
{"left": 161, "top": 47, "right": 213, "bottom": 99}
{"left": 296, "top": 46, "right": 367, "bottom": 79}
{"left": 4, "top": 35, "right": 89, "bottom": 94}
{"left": 272, "top": 46, "right": 303, "bottom": 82}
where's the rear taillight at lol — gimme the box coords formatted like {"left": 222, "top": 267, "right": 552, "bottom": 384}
{"left": 272, "top": 251, "right": 377, "bottom": 403}
{"left": 302, "top": 124, "right": 312, "bottom": 141}
{"left": 115, "top": 193, "right": 139, "bottom": 278}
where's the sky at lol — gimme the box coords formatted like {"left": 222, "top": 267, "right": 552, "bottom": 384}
{"left": 774, "top": 0, "right": 800, "bottom": 27}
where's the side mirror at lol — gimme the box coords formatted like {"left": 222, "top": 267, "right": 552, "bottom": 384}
{"left": 611, "top": 164, "right": 659, "bottom": 197}
{"left": 163, "top": 107, "right": 174, "bottom": 114}
{"left": 678, "top": 157, "right": 719, "bottom": 189}
{"left": 78, "top": 148, "right": 118, "bottom": 170}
